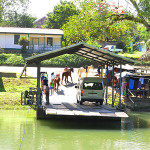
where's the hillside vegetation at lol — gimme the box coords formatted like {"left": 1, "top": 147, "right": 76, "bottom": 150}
{"left": 0, "top": 52, "right": 145, "bottom": 67}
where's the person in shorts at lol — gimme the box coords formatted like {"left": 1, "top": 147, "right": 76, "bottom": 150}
{"left": 49, "top": 79, "right": 55, "bottom": 95}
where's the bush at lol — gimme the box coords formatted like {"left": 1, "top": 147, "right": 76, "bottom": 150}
{"left": 0, "top": 48, "right": 4, "bottom": 53}
{"left": 5, "top": 54, "right": 24, "bottom": 66}
{"left": 41, "top": 54, "right": 98, "bottom": 67}
{"left": 18, "top": 36, "right": 30, "bottom": 53}
{"left": 0, "top": 54, "right": 25, "bottom": 66}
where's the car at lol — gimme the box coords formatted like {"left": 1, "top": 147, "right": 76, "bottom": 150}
{"left": 103, "top": 45, "right": 123, "bottom": 53}
{"left": 75, "top": 77, "right": 104, "bottom": 105}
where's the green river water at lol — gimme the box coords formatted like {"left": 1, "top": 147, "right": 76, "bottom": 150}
{"left": 0, "top": 110, "right": 150, "bottom": 150}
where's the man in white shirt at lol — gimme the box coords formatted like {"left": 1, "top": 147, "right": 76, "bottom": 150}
{"left": 51, "top": 72, "right": 55, "bottom": 80}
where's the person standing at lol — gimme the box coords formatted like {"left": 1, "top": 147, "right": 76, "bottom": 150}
{"left": 42, "top": 77, "right": 48, "bottom": 93}
{"left": 49, "top": 79, "right": 55, "bottom": 95}
{"left": 85, "top": 65, "right": 88, "bottom": 77}
{"left": 51, "top": 72, "right": 55, "bottom": 80}
{"left": 98, "top": 65, "right": 101, "bottom": 77}
{"left": 41, "top": 73, "right": 45, "bottom": 91}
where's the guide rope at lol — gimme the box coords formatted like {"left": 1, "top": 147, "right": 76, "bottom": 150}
{"left": 19, "top": 106, "right": 30, "bottom": 150}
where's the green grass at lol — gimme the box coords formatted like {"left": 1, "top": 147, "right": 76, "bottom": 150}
{"left": 106, "top": 96, "right": 125, "bottom": 109}
{"left": 0, "top": 77, "right": 36, "bottom": 109}
{"left": 118, "top": 51, "right": 144, "bottom": 60}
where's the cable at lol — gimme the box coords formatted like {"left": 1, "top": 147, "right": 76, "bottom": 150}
{"left": 19, "top": 106, "right": 30, "bottom": 150}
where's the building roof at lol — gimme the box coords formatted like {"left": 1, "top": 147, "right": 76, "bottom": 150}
{"left": 34, "top": 16, "right": 46, "bottom": 28}
{"left": 0, "top": 27, "right": 63, "bottom": 35}
{"left": 25, "top": 42, "right": 139, "bottom": 66}
{"left": 34, "top": 16, "right": 46, "bottom": 23}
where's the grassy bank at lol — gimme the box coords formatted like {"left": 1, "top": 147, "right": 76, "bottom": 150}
{"left": 118, "top": 51, "right": 144, "bottom": 60}
{"left": 0, "top": 76, "right": 36, "bottom": 109}
{"left": 0, "top": 53, "right": 98, "bottom": 67}
{"left": 0, "top": 51, "right": 146, "bottom": 67}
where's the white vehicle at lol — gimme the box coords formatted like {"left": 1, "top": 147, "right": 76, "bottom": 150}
{"left": 104, "top": 45, "right": 123, "bottom": 53}
{"left": 75, "top": 77, "right": 104, "bottom": 105}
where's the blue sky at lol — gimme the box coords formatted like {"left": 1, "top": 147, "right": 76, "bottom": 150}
{"left": 28, "top": 0, "right": 65, "bottom": 19}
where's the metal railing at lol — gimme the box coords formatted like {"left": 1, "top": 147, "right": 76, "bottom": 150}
{"left": 21, "top": 87, "right": 37, "bottom": 109}
{"left": 27, "top": 44, "right": 61, "bottom": 53}
{"left": 127, "top": 89, "right": 150, "bottom": 109}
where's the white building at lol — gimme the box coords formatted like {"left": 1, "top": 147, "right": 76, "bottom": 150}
{"left": 0, "top": 27, "right": 63, "bottom": 53}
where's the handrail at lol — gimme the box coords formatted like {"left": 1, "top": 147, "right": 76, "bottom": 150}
{"left": 128, "top": 89, "right": 135, "bottom": 97}
{"left": 128, "top": 96, "right": 135, "bottom": 104}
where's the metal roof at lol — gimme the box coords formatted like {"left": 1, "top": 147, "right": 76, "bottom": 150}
{"left": 0, "top": 27, "right": 63, "bottom": 35}
{"left": 26, "top": 42, "right": 139, "bottom": 66}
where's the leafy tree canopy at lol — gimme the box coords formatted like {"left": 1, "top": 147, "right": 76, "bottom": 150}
{"left": 0, "top": 0, "right": 29, "bottom": 20}
{"left": 102, "top": 0, "right": 150, "bottom": 31}
{"left": 0, "top": 12, "right": 36, "bottom": 28}
{"left": 45, "top": 0, "right": 79, "bottom": 29}
{"left": 62, "top": 0, "right": 139, "bottom": 48}
{"left": 0, "top": 0, "right": 35, "bottom": 27}
{"left": 0, "top": 12, "right": 36, "bottom": 27}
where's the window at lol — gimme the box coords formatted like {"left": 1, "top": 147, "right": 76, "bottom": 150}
{"left": 14, "top": 35, "right": 20, "bottom": 44}
{"left": 47, "top": 37, "right": 53, "bottom": 46}
{"left": 83, "top": 82, "right": 103, "bottom": 90}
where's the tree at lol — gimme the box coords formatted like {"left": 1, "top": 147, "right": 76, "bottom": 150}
{"left": 45, "top": 1, "right": 79, "bottom": 29}
{"left": 1, "top": 12, "right": 36, "bottom": 27}
{"left": 0, "top": 0, "right": 33, "bottom": 27}
{"left": 0, "top": 0, "right": 29, "bottom": 20}
{"left": 62, "top": 0, "right": 139, "bottom": 48}
{"left": 98, "top": 0, "right": 150, "bottom": 31}
{"left": 18, "top": 36, "right": 29, "bottom": 53}
{"left": 15, "top": 13, "right": 36, "bottom": 28}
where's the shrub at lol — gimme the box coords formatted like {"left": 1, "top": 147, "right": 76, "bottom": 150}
{"left": 18, "top": 36, "right": 30, "bottom": 53}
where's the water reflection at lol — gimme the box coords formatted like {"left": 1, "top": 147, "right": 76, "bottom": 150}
{"left": 39, "top": 119, "right": 121, "bottom": 130}
{"left": 121, "top": 112, "right": 150, "bottom": 130}
{"left": 0, "top": 110, "right": 150, "bottom": 150}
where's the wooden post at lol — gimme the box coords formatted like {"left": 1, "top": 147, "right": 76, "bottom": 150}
{"left": 112, "top": 63, "right": 114, "bottom": 107}
{"left": 36, "top": 63, "right": 41, "bottom": 106}
{"left": 119, "top": 63, "right": 122, "bottom": 108}
{"left": 44, "top": 37, "right": 45, "bottom": 52}
{"left": 36, "top": 63, "right": 46, "bottom": 119}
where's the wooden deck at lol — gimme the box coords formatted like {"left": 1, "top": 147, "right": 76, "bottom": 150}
{"left": 40, "top": 72, "right": 128, "bottom": 120}
{"left": 42, "top": 102, "right": 128, "bottom": 120}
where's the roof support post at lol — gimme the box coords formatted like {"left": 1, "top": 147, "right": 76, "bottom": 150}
{"left": 105, "top": 64, "right": 108, "bottom": 105}
{"left": 19, "top": 63, "right": 27, "bottom": 78}
{"left": 36, "top": 63, "right": 41, "bottom": 106}
{"left": 44, "top": 37, "right": 45, "bottom": 53}
{"left": 119, "top": 63, "right": 122, "bottom": 108}
{"left": 112, "top": 63, "right": 114, "bottom": 107}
